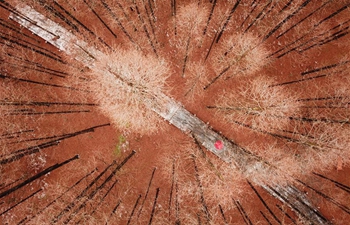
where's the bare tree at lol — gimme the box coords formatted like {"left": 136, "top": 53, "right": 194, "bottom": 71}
{"left": 209, "top": 76, "right": 302, "bottom": 133}
{"left": 85, "top": 49, "right": 170, "bottom": 134}
{"left": 183, "top": 61, "right": 210, "bottom": 103}
{"left": 171, "top": 2, "right": 209, "bottom": 77}
{"left": 205, "top": 33, "right": 270, "bottom": 89}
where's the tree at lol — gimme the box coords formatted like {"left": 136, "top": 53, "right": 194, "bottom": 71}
{"left": 205, "top": 32, "right": 270, "bottom": 89}
{"left": 209, "top": 76, "right": 302, "bottom": 133}
{"left": 84, "top": 49, "right": 170, "bottom": 134}
{"left": 171, "top": 2, "right": 209, "bottom": 77}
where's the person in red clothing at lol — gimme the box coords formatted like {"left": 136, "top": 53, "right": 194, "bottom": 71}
{"left": 214, "top": 140, "right": 223, "bottom": 150}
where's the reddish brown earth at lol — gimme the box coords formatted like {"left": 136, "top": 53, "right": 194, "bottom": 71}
{"left": 0, "top": 0, "right": 350, "bottom": 224}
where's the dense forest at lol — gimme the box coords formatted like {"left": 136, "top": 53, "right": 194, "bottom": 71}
{"left": 1, "top": 0, "right": 349, "bottom": 224}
